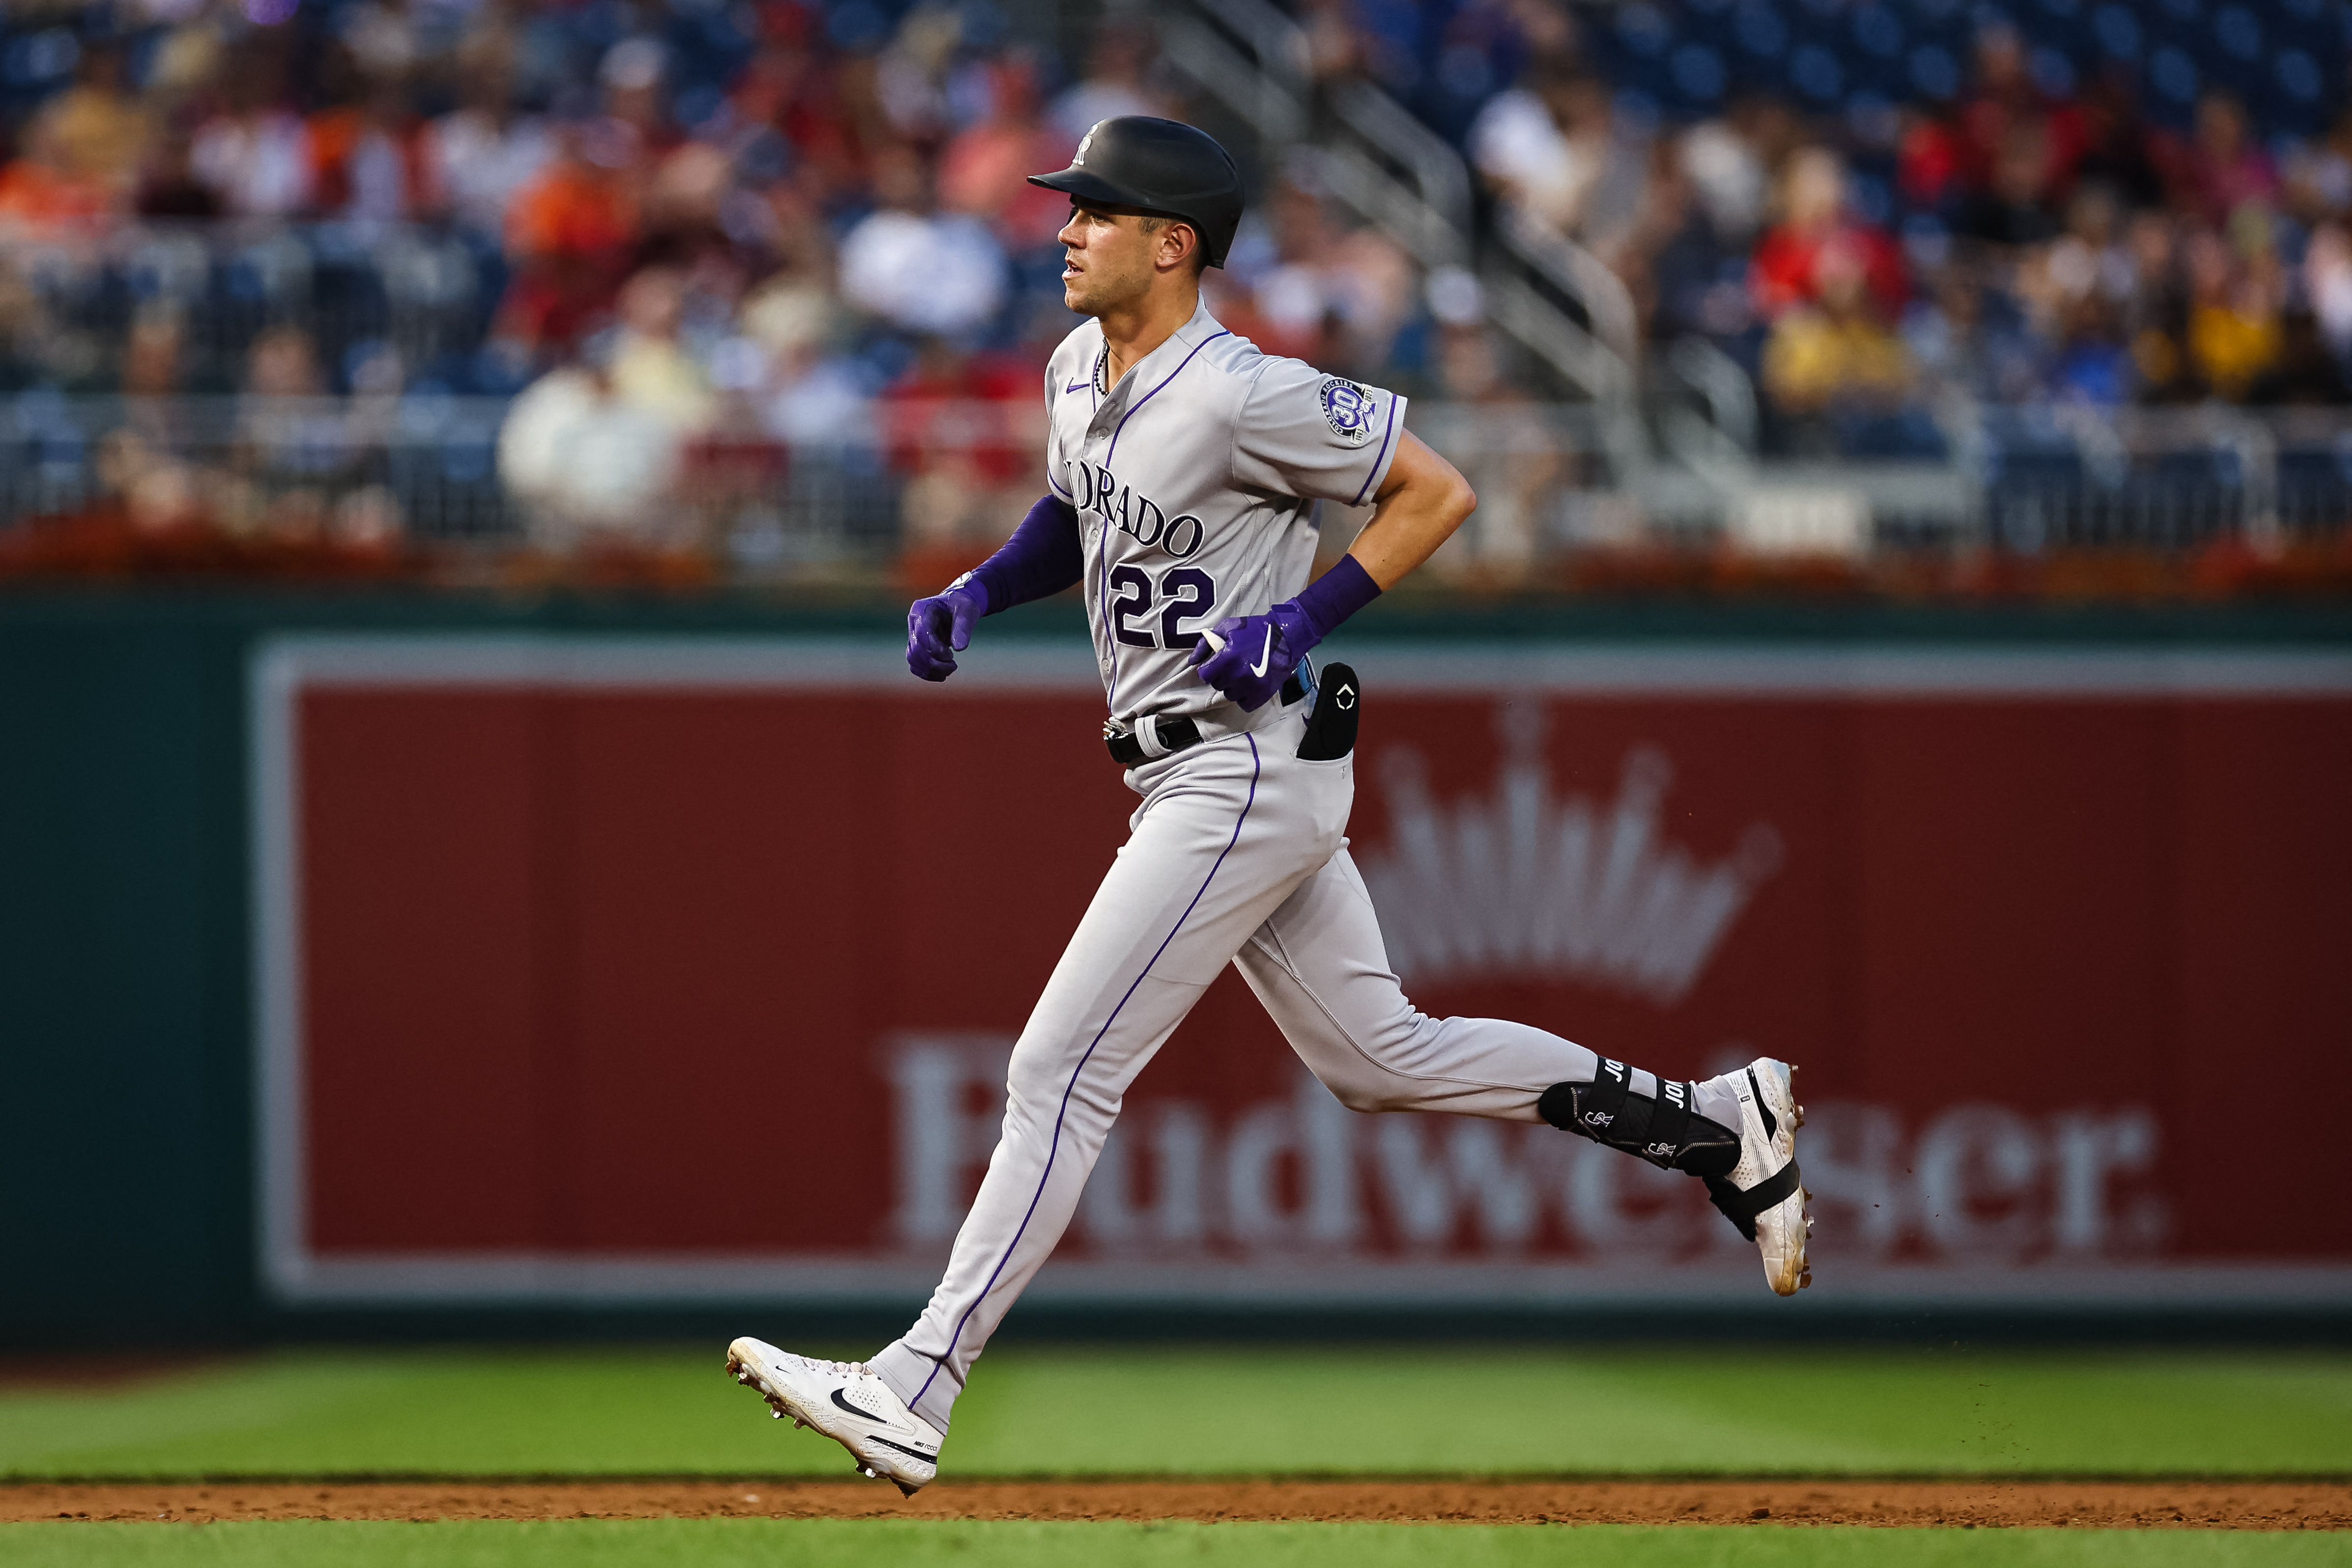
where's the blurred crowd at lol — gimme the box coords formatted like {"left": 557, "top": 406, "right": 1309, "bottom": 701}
{"left": 0, "top": 0, "right": 2349, "bottom": 571}
{"left": 1365, "top": 0, "right": 2352, "bottom": 454}
{"left": 0, "top": 0, "right": 1193, "bottom": 554}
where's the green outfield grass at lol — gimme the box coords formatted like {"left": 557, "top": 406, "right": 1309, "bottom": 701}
{"left": 0, "top": 1522, "right": 2347, "bottom": 1568}
{"left": 2, "top": 1345, "right": 2349, "bottom": 1480}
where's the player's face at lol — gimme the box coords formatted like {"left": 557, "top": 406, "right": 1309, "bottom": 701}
{"left": 1057, "top": 202, "right": 1175, "bottom": 316}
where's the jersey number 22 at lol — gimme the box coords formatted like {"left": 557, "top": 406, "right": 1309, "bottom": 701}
{"left": 1109, "top": 565, "right": 1217, "bottom": 649}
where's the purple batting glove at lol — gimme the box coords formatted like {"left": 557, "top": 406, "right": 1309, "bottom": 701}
{"left": 906, "top": 576, "right": 988, "bottom": 681}
{"left": 1187, "top": 602, "right": 1318, "bottom": 710}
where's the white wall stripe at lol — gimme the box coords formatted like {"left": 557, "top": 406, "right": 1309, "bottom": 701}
{"left": 276, "top": 1254, "right": 2352, "bottom": 1310}
{"left": 259, "top": 635, "right": 2352, "bottom": 697}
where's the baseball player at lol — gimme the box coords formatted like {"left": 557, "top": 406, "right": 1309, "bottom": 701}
{"left": 728, "top": 117, "right": 1808, "bottom": 1493}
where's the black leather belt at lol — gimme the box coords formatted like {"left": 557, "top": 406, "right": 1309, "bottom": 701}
{"left": 1105, "top": 671, "right": 1306, "bottom": 766}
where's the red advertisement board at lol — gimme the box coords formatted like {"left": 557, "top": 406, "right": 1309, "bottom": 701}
{"left": 252, "top": 637, "right": 2352, "bottom": 1310}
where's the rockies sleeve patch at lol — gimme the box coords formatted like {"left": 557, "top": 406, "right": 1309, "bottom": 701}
{"left": 1318, "top": 378, "right": 1380, "bottom": 446}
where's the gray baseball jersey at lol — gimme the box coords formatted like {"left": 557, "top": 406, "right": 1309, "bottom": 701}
{"left": 865, "top": 296, "right": 1749, "bottom": 1441}
{"left": 1042, "top": 298, "right": 1406, "bottom": 726}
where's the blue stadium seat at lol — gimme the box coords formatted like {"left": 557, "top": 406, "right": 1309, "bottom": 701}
{"left": 1557, "top": 0, "right": 2343, "bottom": 141}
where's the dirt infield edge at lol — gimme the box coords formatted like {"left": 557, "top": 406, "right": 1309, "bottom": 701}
{"left": 5, "top": 1478, "right": 2348, "bottom": 1528}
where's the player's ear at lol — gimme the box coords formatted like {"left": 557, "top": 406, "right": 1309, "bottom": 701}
{"left": 1160, "top": 220, "right": 1199, "bottom": 274}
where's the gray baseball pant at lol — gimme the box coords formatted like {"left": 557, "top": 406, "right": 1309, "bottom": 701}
{"left": 869, "top": 708, "right": 1724, "bottom": 1433}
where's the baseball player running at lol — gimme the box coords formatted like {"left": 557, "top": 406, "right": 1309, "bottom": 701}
{"left": 729, "top": 117, "right": 1808, "bottom": 1493}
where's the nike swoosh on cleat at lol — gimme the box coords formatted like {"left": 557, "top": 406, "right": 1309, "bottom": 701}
{"left": 830, "top": 1388, "right": 907, "bottom": 1428}
{"left": 1249, "top": 627, "right": 1274, "bottom": 678}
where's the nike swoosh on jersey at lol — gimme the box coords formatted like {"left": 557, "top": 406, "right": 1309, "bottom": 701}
{"left": 1064, "top": 381, "right": 1088, "bottom": 392}
{"left": 1249, "top": 627, "right": 1275, "bottom": 678}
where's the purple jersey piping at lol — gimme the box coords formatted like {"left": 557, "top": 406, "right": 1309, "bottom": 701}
{"left": 1097, "top": 524, "right": 1118, "bottom": 709}
{"left": 1106, "top": 329, "right": 1230, "bottom": 468}
{"left": 1348, "top": 393, "right": 1402, "bottom": 507}
{"left": 911, "top": 734, "right": 1263, "bottom": 1411}
{"left": 1047, "top": 372, "right": 1074, "bottom": 498}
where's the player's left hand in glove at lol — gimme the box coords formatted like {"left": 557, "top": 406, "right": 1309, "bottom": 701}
{"left": 1188, "top": 601, "right": 1317, "bottom": 711}
{"left": 906, "top": 575, "right": 987, "bottom": 681}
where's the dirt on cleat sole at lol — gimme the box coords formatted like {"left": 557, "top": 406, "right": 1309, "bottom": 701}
{"left": 1774, "top": 1062, "right": 1811, "bottom": 1298}
{"left": 728, "top": 1354, "right": 796, "bottom": 1426}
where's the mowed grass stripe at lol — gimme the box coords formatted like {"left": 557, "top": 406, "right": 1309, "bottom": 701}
{"left": 1, "top": 1521, "right": 2347, "bottom": 1568}
{"left": 3, "top": 1348, "right": 2351, "bottom": 1479}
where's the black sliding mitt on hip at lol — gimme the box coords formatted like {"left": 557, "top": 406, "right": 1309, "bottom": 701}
{"left": 1298, "top": 662, "right": 1359, "bottom": 760}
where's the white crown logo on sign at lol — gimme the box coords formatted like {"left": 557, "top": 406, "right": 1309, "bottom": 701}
{"left": 1356, "top": 709, "right": 1781, "bottom": 1006}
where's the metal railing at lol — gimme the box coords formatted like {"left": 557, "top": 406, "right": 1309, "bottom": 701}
{"left": 0, "top": 394, "right": 515, "bottom": 543}
{"left": 1156, "top": 0, "right": 1312, "bottom": 148}
{"left": 1158, "top": 0, "right": 1642, "bottom": 411}
{"left": 0, "top": 219, "right": 492, "bottom": 388}
{"left": 1973, "top": 406, "right": 2313, "bottom": 554}
{"left": 3, "top": 395, "right": 2346, "bottom": 577}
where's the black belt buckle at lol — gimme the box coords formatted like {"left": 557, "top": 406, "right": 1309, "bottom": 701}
{"left": 1105, "top": 715, "right": 1203, "bottom": 766}
{"left": 1103, "top": 672, "right": 1307, "bottom": 766}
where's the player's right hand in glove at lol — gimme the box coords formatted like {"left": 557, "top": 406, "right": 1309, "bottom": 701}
{"left": 906, "top": 576, "right": 988, "bottom": 681}
{"left": 1189, "top": 603, "right": 1316, "bottom": 711}
{"left": 1188, "top": 558, "right": 1385, "bottom": 710}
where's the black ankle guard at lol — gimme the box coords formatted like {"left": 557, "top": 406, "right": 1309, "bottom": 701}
{"left": 1538, "top": 1058, "right": 1739, "bottom": 1179}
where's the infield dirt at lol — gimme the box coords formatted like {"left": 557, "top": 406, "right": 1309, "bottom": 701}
{"left": 5, "top": 1479, "right": 2346, "bottom": 1529}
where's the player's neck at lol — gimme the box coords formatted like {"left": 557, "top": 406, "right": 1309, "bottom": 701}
{"left": 1095, "top": 281, "right": 1201, "bottom": 387}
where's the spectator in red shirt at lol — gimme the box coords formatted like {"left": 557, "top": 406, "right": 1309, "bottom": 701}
{"left": 1953, "top": 22, "right": 2084, "bottom": 198}
{"left": 882, "top": 337, "right": 1040, "bottom": 549}
{"left": 497, "top": 121, "right": 643, "bottom": 354}
{"left": 1750, "top": 147, "right": 1905, "bottom": 322}
{"left": 2154, "top": 92, "right": 2279, "bottom": 228}
{"left": 1898, "top": 107, "right": 1965, "bottom": 213}
{"left": 1956, "top": 121, "right": 2064, "bottom": 247}
{"left": 731, "top": 32, "right": 874, "bottom": 212}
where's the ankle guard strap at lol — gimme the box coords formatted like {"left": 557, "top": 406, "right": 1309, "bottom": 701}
{"left": 1702, "top": 1163, "right": 1802, "bottom": 1241}
{"left": 1537, "top": 1058, "right": 1738, "bottom": 1178}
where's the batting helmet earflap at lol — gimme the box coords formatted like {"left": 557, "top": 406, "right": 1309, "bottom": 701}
{"left": 1027, "top": 117, "right": 1244, "bottom": 269}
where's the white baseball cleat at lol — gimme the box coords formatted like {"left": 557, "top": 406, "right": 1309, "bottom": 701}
{"left": 1703, "top": 1058, "right": 1812, "bottom": 1297}
{"left": 725, "top": 1337, "right": 943, "bottom": 1495}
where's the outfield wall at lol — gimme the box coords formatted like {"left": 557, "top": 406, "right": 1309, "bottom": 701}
{"left": 4, "top": 589, "right": 2351, "bottom": 1342}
